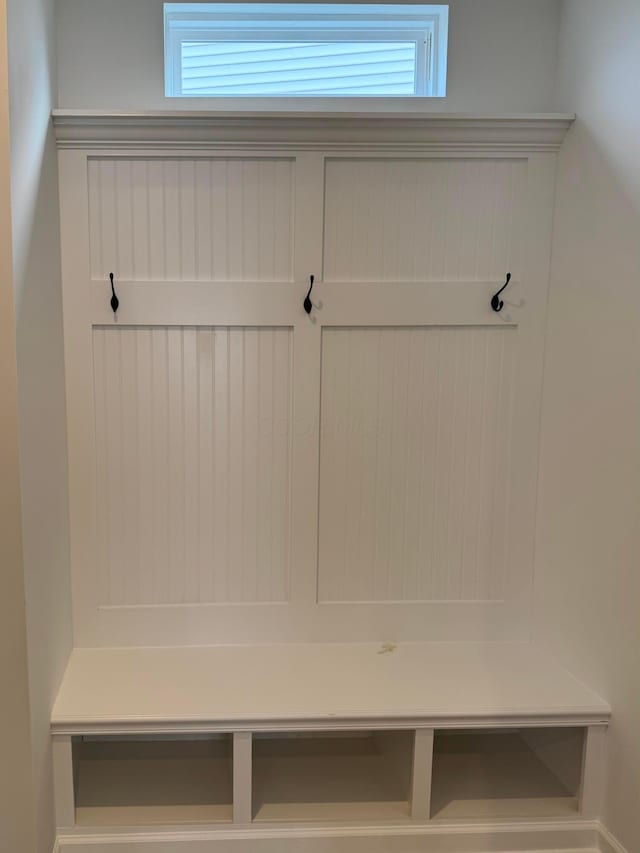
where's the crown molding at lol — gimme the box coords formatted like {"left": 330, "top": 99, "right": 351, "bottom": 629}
{"left": 52, "top": 110, "right": 574, "bottom": 152}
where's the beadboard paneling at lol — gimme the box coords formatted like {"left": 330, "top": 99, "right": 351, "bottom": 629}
{"left": 87, "top": 158, "right": 294, "bottom": 281}
{"left": 323, "top": 159, "right": 526, "bottom": 282}
{"left": 318, "top": 326, "right": 516, "bottom": 602}
{"left": 58, "top": 142, "right": 560, "bottom": 645}
{"left": 92, "top": 325, "right": 292, "bottom": 605}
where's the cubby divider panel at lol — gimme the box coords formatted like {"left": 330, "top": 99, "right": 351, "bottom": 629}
{"left": 430, "top": 727, "right": 585, "bottom": 820}
{"left": 73, "top": 734, "right": 233, "bottom": 826}
{"left": 252, "top": 730, "right": 414, "bottom": 822}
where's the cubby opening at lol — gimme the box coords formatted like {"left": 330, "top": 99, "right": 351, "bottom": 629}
{"left": 430, "top": 727, "right": 585, "bottom": 820}
{"left": 72, "top": 734, "right": 233, "bottom": 826}
{"left": 252, "top": 730, "right": 414, "bottom": 821}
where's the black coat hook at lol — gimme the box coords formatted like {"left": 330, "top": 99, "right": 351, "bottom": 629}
{"left": 109, "top": 273, "right": 119, "bottom": 314}
{"left": 303, "top": 274, "right": 315, "bottom": 315}
{"left": 491, "top": 273, "right": 512, "bottom": 313}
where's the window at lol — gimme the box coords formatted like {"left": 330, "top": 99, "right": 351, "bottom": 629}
{"left": 164, "top": 4, "right": 448, "bottom": 98}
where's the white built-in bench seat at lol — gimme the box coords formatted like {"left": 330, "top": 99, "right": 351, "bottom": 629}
{"left": 52, "top": 641, "right": 608, "bottom": 734}
{"left": 51, "top": 641, "right": 610, "bottom": 838}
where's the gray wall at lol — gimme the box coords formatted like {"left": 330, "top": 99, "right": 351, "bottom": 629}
{"left": 56, "top": 0, "right": 561, "bottom": 112}
{"left": 7, "top": 0, "right": 73, "bottom": 851}
{"left": 0, "top": 3, "right": 37, "bottom": 851}
{"left": 535, "top": 1, "right": 640, "bottom": 850}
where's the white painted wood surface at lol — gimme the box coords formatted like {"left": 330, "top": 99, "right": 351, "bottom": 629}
{"left": 430, "top": 730, "right": 580, "bottom": 820}
{"left": 52, "top": 825, "right": 610, "bottom": 853}
{"left": 410, "top": 729, "right": 434, "bottom": 820}
{"left": 56, "top": 122, "right": 561, "bottom": 646}
{"left": 233, "top": 733, "right": 253, "bottom": 825}
{"left": 318, "top": 326, "right": 515, "bottom": 602}
{"left": 52, "top": 735, "right": 75, "bottom": 828}
{"left": 52, "top": 112, "right": 575, "bottom": 150}
{"left": 324, "top": 158, "right": 525, "bottom": 282}
{"left": 521, "top": 727, "right": 585, "bottom": 795}
{"left": 252, "top": 732, "right": 412, "bottom": 822}
{"left": 88, "top": 158, "right": 294, "bottom": 282}
{"left": 92, "top": 325, "right": 292, "bottom": 606}
{"left": 51, "top": 642, "right": 610, "bottom": 734}
{"left": 579, "top": 724, "right": 607, "bottom": 819}
{"left": 74, "top": 737, "right": 233, "bottom": 826}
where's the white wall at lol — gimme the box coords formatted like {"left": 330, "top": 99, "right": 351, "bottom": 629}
{"left": 56, "top": 0, "right": 561, "bottom": 112}
{"left": 0, "top": 3, "right": 37, "bottom": 851}
{"left": 6, "top": 0, "right": 73, "bottom": 851}
{"left": 535, "top": 1, "right": 640, "bottom": 851}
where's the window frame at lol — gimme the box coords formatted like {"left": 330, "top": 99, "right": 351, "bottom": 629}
{"left": 164, "top": 3, "right": 449, "bottom": 99}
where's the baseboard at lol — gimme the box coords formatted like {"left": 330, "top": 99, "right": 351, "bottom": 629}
{"left": 49, "top": 809, "right": 634, "bottom": 851}
{"left": 597, "top": 823, "right": 629, "bottom": 853}
{"left": 54, "top": 819, "right": 634, "bottom": 853}
{"left": 55, "top": 819, "right": 603, "bottom": 853}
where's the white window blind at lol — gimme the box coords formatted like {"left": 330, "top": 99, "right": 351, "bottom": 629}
{"left": 165, "top": 4, "right": 449, "bottom": 98}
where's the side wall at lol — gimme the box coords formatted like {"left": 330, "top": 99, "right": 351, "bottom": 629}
{"left": 535, "top": 1, "right": 640, "bottom": 851}
{"left": 7, "top": 0, "right": 73, "bottom": 851}
{"left": 55, "top": 0, "right": 560, "bottom": 112}
{"left": 0, "top": 2, "right": 36, "bottom": 851}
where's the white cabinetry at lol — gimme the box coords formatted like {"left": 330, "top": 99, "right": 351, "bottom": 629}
{"left": 52, "top": 113, "right": 611, "bottom": 853}
{"left": 54, "top": 113, "right": 569, "bottom": 647}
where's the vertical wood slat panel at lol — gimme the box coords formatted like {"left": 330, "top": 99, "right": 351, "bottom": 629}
{"left": 147, "top": 161, "right": 166, "bottom": 280}
{"left": 164, "top": 162, "right": 181, "bottom": 281}
{"left": 92, "top": 326, "right": 293, "bottom": 606}
{"left": 323, "top": 159, "right": 527, "bottom": 282}
{"left": 88, "top": 158, "right": 294, "bottom": 282}
{"left": 318, "top": 326, "right": 517, "bottom": 603}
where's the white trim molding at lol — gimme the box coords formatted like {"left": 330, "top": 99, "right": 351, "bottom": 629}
{"left": 53, "top": 821, "right": 632, "bottom": 853}
{"left": 54, "top": 819, "right": 603, "bottom": 853}
{"left": 50, "top": 714, "right": 611, "bottom": 738}
{"left": 51, "top": 111, "right": 574, "bottom": 151}
{"left": 598, "top": 823, "right": 631, "bottom": 853}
